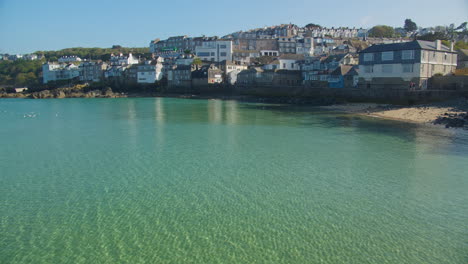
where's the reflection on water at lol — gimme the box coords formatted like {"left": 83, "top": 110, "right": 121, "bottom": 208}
{"left": 1, "top": 98, "right": 467, "bottom": 264}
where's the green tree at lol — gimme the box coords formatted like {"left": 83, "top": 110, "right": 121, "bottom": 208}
{"left": 404, "top": 19, "right": 417, "bottom": 32}
{"left": 192, "top": 57, "right": 202, "bottom": 66}
{"left": 368, "top": 25, "right": 396, "bottom": 38}
{"left": 455, "top": 22, "right": 467, "bottom": 31}
{"left": 417, "top": 32, "right": 449, "bottom": 41}
{"left": 305, "top": 23, "right": 322, "bottom": 29}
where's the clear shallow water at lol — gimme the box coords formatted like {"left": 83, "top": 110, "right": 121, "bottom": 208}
{"left": 0, "top": 98, "right": 467, "bottom": 264}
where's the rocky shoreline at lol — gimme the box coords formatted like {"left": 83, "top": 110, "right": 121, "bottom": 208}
{"left": 0, "top": 87, "right": 124, "bottom": 99}
{"left": 320, "top": 99, "right": 468, "bottom": 128}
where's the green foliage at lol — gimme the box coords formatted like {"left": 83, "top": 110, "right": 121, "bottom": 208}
{"left": 417, "top": 32, "right": 449, "bottom": 41}
{"left": 404, "top": 19, "right": 417, "bottom": 32}
{"left": 368, "top": 25, "right": 396, "bottom": 38}
{"left": 0, "top": 59, "right": 44, "bottom": 86}
{"left": 192, "top": 57, "right": 202, "bottom": 66}
{"left": 305, "top": 23, "right": 322, "bottom": 29}
{"left": 441, "top": 40, "right": 468, "bottom": 50}
{"left": 36, "top": 47, "right": 150, "bottom": 61}
{"left": 455, "top": 22, "right": 467, "bottom": 31}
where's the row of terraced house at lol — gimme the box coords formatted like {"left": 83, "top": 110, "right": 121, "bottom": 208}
{"left": 41, "top": 40, "right": 460, "bottom": 92}
{"left": 40, "top": 23, "right": 464, "bottom": 93}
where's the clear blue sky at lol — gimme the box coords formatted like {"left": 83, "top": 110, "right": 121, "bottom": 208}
{"left": 0, "top": 0, "right": 466, "bottom": 54}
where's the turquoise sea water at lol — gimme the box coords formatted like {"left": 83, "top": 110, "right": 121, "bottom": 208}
{"left": 0, "top": 98, "right": 467, "bottom": 263}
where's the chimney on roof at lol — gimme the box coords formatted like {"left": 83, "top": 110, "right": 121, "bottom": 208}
{"left": 450, "top": 41, "right": 454, "bottom": 52}
{"left": 435, "top": 40, "right": 442, "bottom": 50}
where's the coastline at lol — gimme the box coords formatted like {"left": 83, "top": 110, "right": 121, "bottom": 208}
{"left": 2, "top": 90, "right": 467, "bottom": 128}
{"left": 319, "top": 100, "right": 468, "bottom": 127}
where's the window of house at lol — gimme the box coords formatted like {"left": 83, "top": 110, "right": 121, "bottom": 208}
{"left": 283, "top": 63, "right": 286, "bottom": 68}
{"left": 363, "top": 53, "right": 374, "bottom": 62}
{"left": 220, "top": 52, "right": 227, "bottom": 57}
{"left": 211, "top": 52, "right": 215, "bottom": 56}
{"left": 219, "top": 45, "right": 227, "bottom": 49}
{"left": 444, "top": 53, "right": 448, "bottom": 61}
{"left": 381, "top": 51, "right": 394, "bottom": 61}
{"left": 403, "top": 64, "right": 413, "bottom": 73}
{"left": 402, "top": 50, "right": 414, "bottom": 60}
{"left": 382, "top": 64, "right": 393, "bottom": 73}
{"left": 291, "top": 63, "right": 294, "bottom": 68}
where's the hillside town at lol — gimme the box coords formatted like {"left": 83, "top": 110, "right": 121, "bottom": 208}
{"left": 1, "top": 23, "right": 468, "bottom": 102}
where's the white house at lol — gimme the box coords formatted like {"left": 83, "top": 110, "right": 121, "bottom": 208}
{"left": 222, "top": 61, "right": 248, "bottom": 84}
{"left": 137, "top": 57, "right": 164, "bottom": 84}
{"left": 109, "top": 53, "right": 139, "bottom": 66}
{"left": 278, "top": 54, "right": 304, "bottom": 70}
{"left": 42, "top": 63, "right": 80, "bottom": 84}
{"left": 195, "top": 40, "right": 233, "bottom": 62}
{"left": 295, "top": 37, "right": 314, "bottom": 56}
{"left": 359, "top": 40, "right": 458, "bottom": 89}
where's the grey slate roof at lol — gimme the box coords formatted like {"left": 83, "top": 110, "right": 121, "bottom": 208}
{"left": 278, "top": 54, "right": 305, "bottom": 60}
{"left": 360, "top": 40, "right": 455, "bottom": 54}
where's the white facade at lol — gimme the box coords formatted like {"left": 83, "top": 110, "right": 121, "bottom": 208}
{"left": 360, "top": 50, "right": 457, "bottom": 82}
{"left": 137, "top": 58, "right": 164, "bottom": 84}
{"left": 359, "top": 63, "right": 424, "bottom": 81}
{"left": 308, "top": 27, "right": 361, "bottom": 38}
{"left": 195, "top": 40, "right": 233, "bottom": 62}
{"left": 296, "top": 37, "right": 314, "bottom": 56}
{"left": 359, "top": 40, "right": 458, "bottom": 89}
{"left": 224, "top": 62, "right": 248, "bottom": 84}
{"left": 278, "top": 59, "right": 301, "bottom": 70}
{"left": 42, "top": 63, "right": 80, "bottom": 84}
{"left": 110, "top": 53, "right": 139, "bottom": 66}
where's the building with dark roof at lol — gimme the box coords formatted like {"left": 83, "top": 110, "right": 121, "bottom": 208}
{"left": 359, "top": 40, "right": 458, "bottom": 90}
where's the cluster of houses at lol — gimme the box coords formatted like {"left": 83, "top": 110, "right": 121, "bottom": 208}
{"left": 37, "top": 23, "right": 464, "bottom": 92}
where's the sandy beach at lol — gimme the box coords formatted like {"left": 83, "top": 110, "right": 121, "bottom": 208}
{"left": 320, "top": 99, "right": 468, "bottom": 125}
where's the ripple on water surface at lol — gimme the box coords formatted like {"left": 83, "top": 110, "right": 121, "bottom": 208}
{"left": 0, "top": 98, "right": 467, "bottom": 263}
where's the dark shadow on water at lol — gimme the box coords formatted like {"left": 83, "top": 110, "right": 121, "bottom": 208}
{"left": 241, "top": 103, "right": 468, "bottom": 156}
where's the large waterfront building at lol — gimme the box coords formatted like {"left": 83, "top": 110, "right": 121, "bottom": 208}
{"left": 195, "top": 40, "right": 233, "bottom": 62}
{"left": 359, "top": 40, "right": 458, "bottom": 89}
